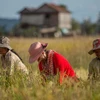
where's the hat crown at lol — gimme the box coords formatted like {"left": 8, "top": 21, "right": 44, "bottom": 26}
{"left": 29, "top": 42, "right": 43, "bottom": 56}
{"left": 28, "top": 42, "right": 48, "bottom": 63}
{"left": 0, "top": 36, "right": 12, "bottom": 50}
{"left": 93, "top": 39, "right": 100, "bottom": 48}
{"left": 0, "top": 36, "right": 10, "bottom": 45}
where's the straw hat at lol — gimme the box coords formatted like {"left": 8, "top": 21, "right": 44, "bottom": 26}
{"left": 28, "top": 42, "right": 48, "bottom": 63}
{"left": 0, "top": 36, "right": 12, "bottom": 50}
{"left": 88, "top": 39, "right": 100, "bottom": 55}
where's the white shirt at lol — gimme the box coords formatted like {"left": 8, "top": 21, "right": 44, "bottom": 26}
{"left": 1, "top": 50, "right": 29, "bottom": 75}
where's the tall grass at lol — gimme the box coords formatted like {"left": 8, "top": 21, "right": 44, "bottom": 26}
{"left": 0, "top": 36, "right": 100, "bottom": 100}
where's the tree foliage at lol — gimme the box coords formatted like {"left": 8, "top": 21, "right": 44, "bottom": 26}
{"left": 71, "top": 18, "right": 80, "bottom": 30}
{"left": 96, "top": 12, "right": 100, "bottom": 34}
{"left": 0, "top": 26, "right": 7, "bottom": 36}
{"left": 59, "top": 4, "right": 67, "bottom": 9}
{"left": 81, "top": 18, "right": 96, "bottom": 35}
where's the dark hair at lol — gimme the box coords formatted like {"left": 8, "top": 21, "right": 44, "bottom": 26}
{"left": 41, "top": 43, "right": 48, "bottom": 49}
{"left": 11, "top": 49, "right": 23, "bottom": 62}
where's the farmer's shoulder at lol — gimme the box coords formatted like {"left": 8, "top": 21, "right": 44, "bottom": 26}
{"left": 5, "top": 50, "right": 12, "bottom": 57}
{"left": 53, "top": 51, "right": 67, "bottom": 62}
{"left": 5, "top": 50, "right": 18, "bottom": 60}
{"left": 89, "top": 57, "right": 98, "bottom": 66}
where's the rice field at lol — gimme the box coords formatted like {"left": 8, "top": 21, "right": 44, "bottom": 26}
{"left": 0, "top": 36, "right": 100, "bottom": 100}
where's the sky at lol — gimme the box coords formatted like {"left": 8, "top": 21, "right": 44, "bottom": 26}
{"left": 0, "top": 0, "right": 100, "bottom": 22}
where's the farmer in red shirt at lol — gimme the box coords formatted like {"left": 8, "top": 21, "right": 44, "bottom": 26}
{"left": 28, "top": 42, "right": 78, "bottom": 84}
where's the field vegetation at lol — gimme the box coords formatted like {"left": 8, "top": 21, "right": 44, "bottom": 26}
{"left": 0, "top": 36, "right": 100, "bottom": 100}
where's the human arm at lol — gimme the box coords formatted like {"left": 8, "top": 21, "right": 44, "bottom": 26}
{"left": 38, "top": 62, "right": 47, "bottom": 81}
{"left": 5, "top": 53, "right": 14, "bottom": 75}
{"left": 88, "top": 62, "right": 93, "bottom": 80}
{"left": 53, "top": 52, "right": 67, "bottom": 85}
{"left": 1, "top": 53, "right": 14, "bottom": 75}
{"left": 59, "top": 70, "right": 65, "bottom": 85}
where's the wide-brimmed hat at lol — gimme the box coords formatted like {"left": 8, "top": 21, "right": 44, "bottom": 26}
{"left": 28, "top": 42, "right": 48, "bottom": 63}
{"left": 0, "top": 36, "right": 12, "bottom": 50}
{"left": 88, "top": 39, "right": 100, "bottom": 55}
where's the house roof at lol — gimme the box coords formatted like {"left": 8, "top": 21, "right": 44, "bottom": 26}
{"left": 19, "top": 7, "right": 36, "bottom": 14}
{"left": 43, "top": 3, "right": 70, "bottom": 13}
{"left": 19, "top": 3, "right": 70, "bottom": 14}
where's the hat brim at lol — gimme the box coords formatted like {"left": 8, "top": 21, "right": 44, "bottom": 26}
{"left": 88, "top": 47, "right": 100, "bottom": 55}
{"left": 88, "top": 50, "right": 94, "bottom": 55}
{"left": 0, "top": 44, "right": 12, "bottom": 50}
{"left": 29, "top": 44, "right": 47, "bottom": 63}
{"left": 29, "top": 51, "right": 42, "bottom": 63}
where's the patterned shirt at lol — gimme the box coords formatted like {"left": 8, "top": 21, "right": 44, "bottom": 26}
{"left": 1, "top": 50, "right": 29, "bottom": 75}
{"left": 88, "top": 57, "right": 100, "bottom": 80}
{"left": 38, "top": 50, "right": 78, "bottom": 84}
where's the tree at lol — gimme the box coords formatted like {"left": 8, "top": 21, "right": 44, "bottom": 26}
{"left": 95, "top": 12, "right": 100, "bottom": 34}
{"left": 0, "top": 26, "right": 7, "bottom": 36}
{"left": 81, "top": 18, "right": 96, "bottom": 35}
{"left": 59, "top": 4, "right": 67, "bottom": 9}
{"left": 71, "top": 18, "right": 80, "bottom": 31}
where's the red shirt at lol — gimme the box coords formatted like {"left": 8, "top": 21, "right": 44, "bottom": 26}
{"left": 38, "top": 51, "right": 77, "bottom": 84}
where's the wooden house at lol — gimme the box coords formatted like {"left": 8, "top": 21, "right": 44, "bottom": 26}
{"left": 19, "top": 3, "right": 72, "bottom": 37}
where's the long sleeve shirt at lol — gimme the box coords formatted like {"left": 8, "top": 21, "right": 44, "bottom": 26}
{"left": 88, "top": 57, "right": 100, "bottom": 80}
{"left": 38, "top": 51, "right": 77, "bottom": 84}
{"left": 1, "top": 50, "right": 29, "bottom": 75}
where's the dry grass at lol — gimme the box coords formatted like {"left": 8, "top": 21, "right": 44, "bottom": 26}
{"left": 0, "top": 35, "right": 100, "bottom": 100}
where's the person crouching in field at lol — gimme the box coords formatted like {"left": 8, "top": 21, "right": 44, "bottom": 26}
{"left": 0, "top": 36, "right": 29, "bottom": 76}
{"left": 28, "top": 42, "right": 79, "bottom": 85}
{"left": 88, "top": 39, "right": 100, "bottom": 81}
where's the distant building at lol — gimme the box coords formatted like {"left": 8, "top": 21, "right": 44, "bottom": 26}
{"left": 19, "top": 3, "right": 72, "bottom": 37}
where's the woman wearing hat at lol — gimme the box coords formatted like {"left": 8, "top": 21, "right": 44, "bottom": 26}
{"left": 88, "top": 39, "right": 100, "bottom": 80}
{"left": 0, "top": 36, "right": 29, "bottom": 75}
{"left": 28, "top": 42, "right": 78, "bottom": 84}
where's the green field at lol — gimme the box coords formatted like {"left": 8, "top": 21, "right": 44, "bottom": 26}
{"left": 0, "top": 36, "right": 100, "bottom": 100}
